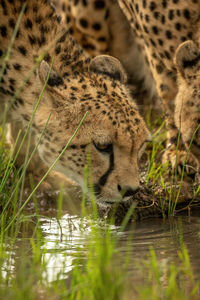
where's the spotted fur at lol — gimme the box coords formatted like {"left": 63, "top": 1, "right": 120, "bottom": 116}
{"left": 51, "top": 0, "right": 158, "bottom": 113}
{"left": 175, "top": 40, "right": 200, "bottom": 166}
{"left": 0, "top": 0, "right": 150, "bottom": 203}
{"left": 118, "top": 0, "right": 200, "bottom": 171}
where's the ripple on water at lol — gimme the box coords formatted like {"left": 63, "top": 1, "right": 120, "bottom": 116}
{"left": 37, "top": 210, "right": 200, "bottom": 282}
{"left": 4, "top": 205, "right": 200, "bottom": 284}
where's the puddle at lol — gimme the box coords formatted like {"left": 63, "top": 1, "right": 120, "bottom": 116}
{"left": 2, "top": 193, "right": 200, "bottom": 289}
{"left": 28, "top": 210, "right": 200, "bottom": 283}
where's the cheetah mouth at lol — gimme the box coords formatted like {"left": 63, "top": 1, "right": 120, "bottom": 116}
{"left": 93, "top": 184, "right": 138, "bottom": 207}
{"left": 97, "top": 196, "right": 134, "bottom": 208}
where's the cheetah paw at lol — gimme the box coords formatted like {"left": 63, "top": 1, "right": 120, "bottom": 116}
{"left": 162, "top": 148, "right": 199, "bottom": 176}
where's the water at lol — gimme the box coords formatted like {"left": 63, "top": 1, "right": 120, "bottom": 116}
{"left": 28, "top": 200, "right": 200, "bottom": 283}
{"left": 3, "top": 194, "right": 200, "bottom": 290}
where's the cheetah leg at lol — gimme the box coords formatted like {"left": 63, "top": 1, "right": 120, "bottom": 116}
{"left": 149, "top": 56, "right": 199, "bottom": 175}
{"left": 174, "top": 40, "right": 200, "bottom": 173}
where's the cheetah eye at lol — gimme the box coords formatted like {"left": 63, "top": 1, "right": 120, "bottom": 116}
{"left": 93, "top": 141, "right": 113, "bottom": 153}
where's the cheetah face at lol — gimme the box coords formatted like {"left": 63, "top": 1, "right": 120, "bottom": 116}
{"left": 36, "top": 56, "right": 150, "bottom": 204}
{"left": 175, "top": 41, "right": 200, "bottom": 158}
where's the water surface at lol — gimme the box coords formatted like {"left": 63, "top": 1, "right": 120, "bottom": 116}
{"left": 3, "top": 194, "right": 200, "bottom": 290}
{"left": 35, "top": 201, "right": 200, "bottom": 283}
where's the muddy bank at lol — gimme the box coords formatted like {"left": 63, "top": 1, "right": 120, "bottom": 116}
{"left": 98, "top": 181, "right": 200, "bottom": 224}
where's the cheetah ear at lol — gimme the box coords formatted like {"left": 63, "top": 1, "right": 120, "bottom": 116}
{"left": 38, "top": 60, "right": 64, "bottom": 87}
{"left": 89, "top": 55, "right": 127, "bottom": 83}
{"left": 175, "top": 40, "right": 200, "bottom": 81}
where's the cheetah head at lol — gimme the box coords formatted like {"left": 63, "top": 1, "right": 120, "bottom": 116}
{"left": 35, "top": 55, "right": 150, "bottom": 204}
{"left": 175, "top": 40, "right": 200, "bottom": 159}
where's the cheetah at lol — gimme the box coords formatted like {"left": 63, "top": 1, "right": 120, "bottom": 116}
{"left": 174, "top": 40, "right": 200, "bottom": 166}
{"left": 0, "top": 0, "right": 150, "bottom": 203}
{"left": 118, "top": 0, "right": 200, "bottom": 172}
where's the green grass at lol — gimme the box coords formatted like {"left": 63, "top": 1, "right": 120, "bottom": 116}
{"left": 135, "top": 246, "right": 200, "bottom": 300}
{"left": 0, "top": 83, "right": 199, "bottom": 300}
{"left": 0, "top": 5, "right": 200, "bottom": 299}
{"left": 0, "top": 189, "right": 199, "bottom": 300}
{"left": 0, "top": 123, "right": 200, "bottom": 299}
{"left": 144, "top": 115, "right": 200, "bottom": 216}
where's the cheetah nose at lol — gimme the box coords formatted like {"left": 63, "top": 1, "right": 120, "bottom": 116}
{"left": 117, "top": 185, "right": 139, "bottom": 197}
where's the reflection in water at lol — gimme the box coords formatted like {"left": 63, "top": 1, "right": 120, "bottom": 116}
{"left": 40, "top": 214, "right": 90, "bottom": 282}
{"left": 2, "top": 204, "right": 200, "bottom": 286}
{"left": 38, "top": 210, "right": 200, "bottom": 283}
{"left": 125, "top": 216, "right": 200, "bottom": 281}
{"left": 1, "top": 251, "right": 15, "bottom": 281}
